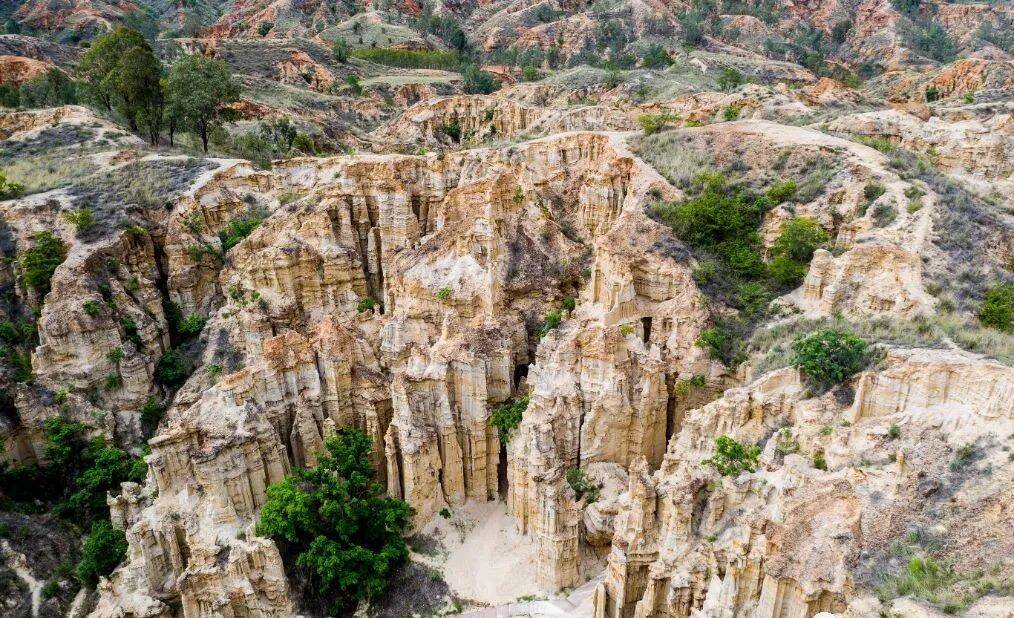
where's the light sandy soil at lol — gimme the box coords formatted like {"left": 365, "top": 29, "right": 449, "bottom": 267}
{"left": 414, "top": 500, "right": 543, "bottom": 605}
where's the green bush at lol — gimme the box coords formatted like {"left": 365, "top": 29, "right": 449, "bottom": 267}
{"left": 140, "top": 396, "right": 164, "bottom": 437}
{"left": 539, "top": 311, "right": 563, "bottom": 337}
{"left": 63, "top": 208, "right": 94, "bottom": 234}
{"left": 0, "top": 171, "right": 25, "bottom": 199}
{"left": 155, "top": 350, "right": 189, "bottom": 387}
{"left": 256, "top": 429, "right": 412, "bottom": 614}
{"left": 76, "top": 520, "right": 127, "bottom": 588}
{"left": 717, "top": 68, "right": 744, "bottom": 91}
{"left": 178, "top": 313, "right": 206, "bottom": 337}
{"left": 219, "top": 212, "right": 265, "bottom": 252}
{"left": 979, "top": 283, "right": 1013, "bottom": 332}
{"left": 721, "top": 105, "right": 740, "bottom": 121}
{"left": 766, "top": 180, "right": 798, "bottom": 204}
{"left": 522, "top": 65, "right": 540, "bottom": 82}
{"left": 790, "top": 329, "right": 869, "bottom": 391}
{"left": 641, "top": 44, "right": 674, "bottom": 69}
{"left": 490, "top": 395, "right": 528, "bottom": 444}
{"left": 562, "top": 296, "right": 576, "bottom": 312}
{"left": 704, "top": 435, "right": 760, "bottom": 476}
{"left": 462, "top": 64, "right": 502, "bottom": 95}
{"left": 357, "top": 297, "right": 378, "bottom": 313}
{"left": 565, "top": 467, "right": 600, "bottom": 503}
{"left": 638, "top": 112, "right": 679, "bottom": 135}
{"left": 332, "top": 37, "right": 350, "bottom": 63}
{"left": 864, "top": 182, "right": 886, "bottom": 201}
{"left": 769, "top": 217, "right": 828, "bottom": 285}
{"left": 19, "top": 231, "right": 67, "bottom": 298}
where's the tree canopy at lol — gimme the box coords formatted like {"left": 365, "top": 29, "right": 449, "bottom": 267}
{"left": 257, "top": 429, "right": 412, "bottom": 614}
{"left": 166, "top": 54, "right": 241, "bottom": 152}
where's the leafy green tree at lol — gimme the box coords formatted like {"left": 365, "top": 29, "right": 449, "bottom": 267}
{"left": 522, "top": 65, "right": 540, "bottom": 82}
{"left": 19, "top": 231, "right": 67, "bottom": 298}
{"left": 979, "top": 283, "right": 1013, "bottom": 332}
{"left": 76, "top": 520, "right": 127, "bottom": 587}
{"left": 19, "top": 69, "right": 77, "bottom": 108}
{"left": 165, "top": 54, "right": 240, "bottom": 152}
{"left": 462, "top": 64, "right": 501, "bottom": 95}
{"left": 257, "top": 429, "right": 412, "bottom": 614}
{"left": 790, "top": 329, "right": 868, "bottom": 391}
{"left": 77, "top": 28, "right": 164, "bottom": 142}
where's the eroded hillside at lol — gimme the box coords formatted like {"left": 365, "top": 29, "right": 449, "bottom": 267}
{"left": 0, "top": 2, "right": 1012, "bottom": 617}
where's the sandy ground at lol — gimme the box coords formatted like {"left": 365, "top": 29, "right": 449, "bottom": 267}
{"left": 414, "top": 500, "right": 543, "bottom": 605}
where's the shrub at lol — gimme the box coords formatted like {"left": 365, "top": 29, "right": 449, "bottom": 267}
{"left": 717, "top": 68, "right": 744, "bottom": 91}
{"left": 562, "top": 297, "right": 576, "bottom": 312}
{"left": 721, "top": 105, "right": 740, "bottom": 121}
{"left": 641, "top": 44, "right": 674, "bottom": 69}
{"left": 20, "top": 231, "right": 67, "bottom": 298}
{"left": 106, "top": 347, "right": 123, "bottom": 364}
{"left": 790, "top": 329, "right": 869, "bottom": 391}
{"left": 436, "top": 287, "right": 452, "bottom": 300}
{"left": 539, "top": 311, "right": 563, "bottom": 337}
{"left": 704, "top": 436, "right": 760, "bottom": 476}
{"left": 490, "top": 395, "right": 528, "bottom": 444}
{"left": 522, "top": 65, "right": 540, "bottom": 82}
{"left": 357, "top": 297, "right": 377, "bottom": 313}
{"left": 638, "top": 112, "right": 679, "bottom": 135}
{"left": 462, "top": 64, "right": 502, "bottom": 95}
{"left": 766, "top": 180, "right": 797, "bottom": 204}
{"left": 345, "top": 74, "right": 363, "bottom": 97}
{"left": 770, "top": 217, "right": 828, "bottom": 286}
{"left": 77, "top": 520, "right": 127, "bottom": 588}
{"left": 812, "top": 449, "right": 828, "bottom": 470}
{"left": 83, "top": 300, "right": 104, "bottom": 317}
{"left": 697, "top": 326, "right": 733, "bottom": 361}
{"left": 256, "top": 429, "right": 412, "bottom": 615}
{"left": 332, "top": 38, "right": 350, "bottom": 63}
{"left": 565, "top": 467, "right": 600, "bottom": 503}
{"left": 140, "top": 396, "right": 164, "bottom": 436}
{"left": 178, "top": 313, "right": 206, "bottom": 337}
{"left": 872, "top": 203, "right": 897, "bottom": 227}
{"left": 856, "top": 136, "right": 894, "bottom": 153}
{"left": 219, "top": 212, "right": 265, "bottom": 252}
{"left": 978, "top": 283, "right": 1013, "bottom": 332}
{"left": 864, "top": 182, "right": 886, "bottom": 201}
{"left": 439, "top": 119, "right": 461, "bottom": 142}
{"left": 0, "top": 171, "right": 25, "bottom": 199}
{"left": 155, "top": 350, "right": 189, "bottom": 387}
{"left": 888, "top": 424, "right": 901, "bottom": 439}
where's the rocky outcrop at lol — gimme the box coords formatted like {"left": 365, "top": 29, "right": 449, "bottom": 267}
{"left": 0, "top": 55, "right": 54, "bottom": 86}
{"left": 594, "top": 348, "right": 1014, "bottom": 617}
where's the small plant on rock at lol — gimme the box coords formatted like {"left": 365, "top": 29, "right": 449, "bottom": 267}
{"left": 565, "top": 467, "right": 600, "bottom": 503}
{"left": 490, "top": 395, "right": 528, "bottom": 444}
{"left": 704, "top": 435, "right": 760, "bottom": 477}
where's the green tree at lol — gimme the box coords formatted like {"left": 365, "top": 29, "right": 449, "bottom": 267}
{"left": 19, "top": 69, "right": 77, "bottom": 108}
{"left": 77, "top": 28, "right": 164, "bottom": 143}
{"left": 522, "top": 65, "right": 540, "bottom": 82}
{"left": 257, "top": 429, "right": 412, "bottom": 614}
{"left": 979, "top": 283, "right": 1013, "bottom": 332}
{"left": 165, "top": 54, "right": 240, "bottom": 152}
{"left": 462, "top": 64, "right": 501, "bottom": 95}
{"left": 790, "top": 329, "right": 868, "bottom": 391}
{"left": 76, "top": 520, "right": 127, "bottom": 588}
